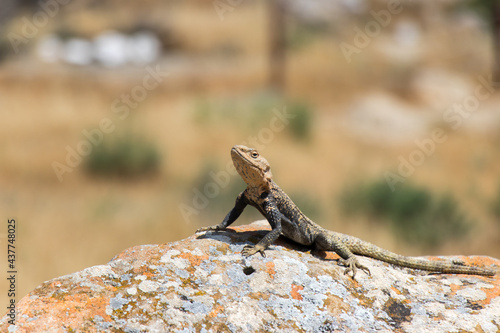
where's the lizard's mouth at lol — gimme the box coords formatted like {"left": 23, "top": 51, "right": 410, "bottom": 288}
{"left": 231, "top": 147, "right": 261, "bottom": 174}
{"left": 231, "top": 147, "right": 249, "bottom": 164}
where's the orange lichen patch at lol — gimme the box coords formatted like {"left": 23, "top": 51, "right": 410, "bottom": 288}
{"left": 245, "top": 291, "right": 271, "bottom": 303}
{"left": 441, "top": 281, "right": 499, "bottom": 306}
{"left": 113, "top": 246, "right": 145, "bottom": 260}
{"left": 113, "top": 244, "right": 167, "bottom": 264}
{"left": 209, "top": 304, "right": 224, "bottom": 318}
{"left": 456, "top": 256, "right": 498, "bottom": 267}
{"left": 179, "top": 252, "right": 209, "bottom": 266}
{"left": 291, "top": 284, "right": 303, "bottom": 300}
{"left": 105, "top": 284, "right": 118, "bottom": 292}
{"left": 49, "top": 281, "right": 62, "bottom": 289}
{"left": 447, "top": 283, "right": 462, "bottom": 297}
{"left": 86, "top": 276, "right": 108, "bottom": 286}
{"left": 322, "top": 294, "right": 350, "bottom": 316}
{"left": 14, "top": 292, "right": 111, "bottom": 331}
{"left": 316, "top": 250, "right": 341, "bottom": 261}
{"left": 432, "top": 313, "right": 445, "bottom": 321}
{"left": 477, "top": 283, "right": 500, "bottom": 307}
{"left": 65, "top": 294, "right": 110, "bottom": 318}
{"left": 143, "top": 271, "right": 156, "bottom": 278}
{"left": 350, "top": 279, "right": 362, "bottom": 289}
{"left": 266, "top": 262, "right": 276, "bottom": 278}
{"left": 391, "top": 286, "right": 403, "bottom": 295}
{"left": 132, "top": 266, "right": 147, "bottom": 274}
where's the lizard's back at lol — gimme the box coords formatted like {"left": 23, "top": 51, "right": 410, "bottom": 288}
{"left": 268, "top": 182, "right": 322, "bottom": 246}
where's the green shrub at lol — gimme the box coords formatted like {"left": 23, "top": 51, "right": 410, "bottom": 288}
{"left": 492, "top": 184, "right": 500, "bottom": 220}
{"left": 287, "top": 102, "right": 313, "bottom": 141}
{"left": 249, "top": 91, "right": 283, "bottom": 129}
{"left": 287, "top": 22, "right": 330, "bottom": 51}
{"left": 0, "top": 39, "right": 9, "bottom": 62}
{"left": 84, "top": 133, "right": 161, "bottom": 178}
{"left": 192, "top": 96, "right": 313, "bottom": 142}
{"left": 192, "top": 92, "right": 281, "bottom": 129}
{"left": 340, "top": 180, "right": 471, "bottom": 248}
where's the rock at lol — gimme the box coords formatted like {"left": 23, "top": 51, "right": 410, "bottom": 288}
{"left": 1, "top": 221, "right": 499, "bottom": 332}
{"left": 410, "top": 68, "right": 474, "bottom": 111}
{"left": 344, "top": 92, "right": 430, "bottom": 144}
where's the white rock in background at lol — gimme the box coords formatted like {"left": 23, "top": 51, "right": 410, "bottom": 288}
{"left": 37, "top": 30, "right": 161, "bottom": 67}
{"left": 63, "top": 38, "right": 93, "bottom": 66}
{"left": 93, "top": 30, "right": 129, "bottom": 68}
{"left": 410, "top": 68, "right": 474, "bottom": 111}
{"left": 288, "top": 0, "right": 349, "bottom": 23}
{"left": 393, "top": 20, "right": 421, "bottom": 48}
{"left": 345, "top": 92, "right": 430, "bottom": 144}
{"left": 36, "top": 34, "right": 63, "bottom": 63}
{"left": 128, "top": 32, "right": 160, "bottom": 65}
{"left": 375, "top": 20, "right": 423, "bottom": 64}
{"left": 339, "top": 0, "right": 366, "bottom": 14}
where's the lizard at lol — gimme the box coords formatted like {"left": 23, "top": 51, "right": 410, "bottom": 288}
{"left": 196, "top": 145, "right": 497, "bottom": 278}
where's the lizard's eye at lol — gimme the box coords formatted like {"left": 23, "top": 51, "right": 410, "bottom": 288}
{"left": 251, "top": 152, "right": 259, "bottom": 158}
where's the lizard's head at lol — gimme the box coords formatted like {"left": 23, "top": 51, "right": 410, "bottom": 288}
{"left": 231, "top": 145, "right": 272, "bottom": 191}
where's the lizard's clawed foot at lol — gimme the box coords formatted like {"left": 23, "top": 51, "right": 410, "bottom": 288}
{"left": 338, "top": 257, "right": 371, "bottom": 279}
{"left": 196, "top": 225, "right": 222, "bottom": 233}
{"left": 241, "top": 245, "right": 266, "bottom": 258}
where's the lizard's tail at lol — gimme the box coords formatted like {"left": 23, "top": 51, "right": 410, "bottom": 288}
{"left": 345, "top": 235, "right": 497, "bottom": 276}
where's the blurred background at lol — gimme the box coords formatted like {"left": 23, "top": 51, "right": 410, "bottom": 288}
{"left": 1, "top": 0, "right": 500, "bottom": 310}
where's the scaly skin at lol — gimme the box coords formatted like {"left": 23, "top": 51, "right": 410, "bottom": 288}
{"left": 197, "top": 145, "right": 497, "bottom": 278}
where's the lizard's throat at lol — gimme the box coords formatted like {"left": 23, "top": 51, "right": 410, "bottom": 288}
{"left": 234, "top": 162, "right": 262, "bottom": 185}
{"left": 233, "top": 162, "right": 272, "bottom": 191}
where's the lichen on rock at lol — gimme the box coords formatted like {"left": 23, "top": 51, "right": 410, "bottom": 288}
{"left": 1, "top": 221, "right": 499, "bottom": 332}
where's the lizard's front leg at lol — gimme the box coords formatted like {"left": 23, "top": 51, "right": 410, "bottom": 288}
{"left": 241, "top": 198, "right": 282, "bottom": 258}
{"left": 315, "top": 232, "right": 370, "bottom": 279}
{"left": 196, "top": 191, "right": 247, "bottom": 233}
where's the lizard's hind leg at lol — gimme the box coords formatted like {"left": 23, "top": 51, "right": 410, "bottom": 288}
{"left": 315, "top": 231, "right": 370, "bottom": 279}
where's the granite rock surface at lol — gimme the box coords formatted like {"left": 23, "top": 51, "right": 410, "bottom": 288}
{"left": 1, "top": 221, "right": 499, "bottom": 332}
